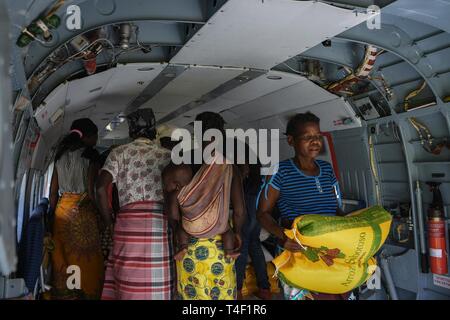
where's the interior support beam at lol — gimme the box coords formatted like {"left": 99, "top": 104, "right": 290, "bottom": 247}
{"left": 157, "top": 69, "right": 266, "bottom": 125}
{"left": 12, "top": 0, "right": 210, "bottom": 77}
{"left": 336, "top": 20, "right": 445, "bottom": 103}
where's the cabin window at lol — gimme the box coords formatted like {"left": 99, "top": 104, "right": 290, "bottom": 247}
{"left": 29, "top": 172, "right": 37, "bottom": 214}
{"left": 42, "top": 162, "right": 54, "bottom": 199}
{"left": 28, "top": 170, "right": 43, "bottom": 214}
{"left": 16, "top": 172, "right": 28, "bottom": 243}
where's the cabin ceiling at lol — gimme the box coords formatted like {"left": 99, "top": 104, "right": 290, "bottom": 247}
{"left": 5, "top": 0, "right": 450, "bottom": 156}
{"left": 169, "top": 0, "right": 371, "bottom": 69}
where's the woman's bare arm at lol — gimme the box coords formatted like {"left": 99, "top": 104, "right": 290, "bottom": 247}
{"left": 166, "top": 190, "right": 182, "bottom": 234}
{"left": 256, "top": 180, "right": 302, "bottom": 252}
{"left": 162, "top": 163, "right": 191, "bottom": 248}
{"left": 230, "top": 165, "right": 246, "bottom": 251}
{"left": 88, "top": 161, "right": 100, "bottom": 204}
{"left": 256, "top": 182, "right": 284, "bottom": 240}
{"left": 96, "top": 170, "right": 114, "bottom": 229}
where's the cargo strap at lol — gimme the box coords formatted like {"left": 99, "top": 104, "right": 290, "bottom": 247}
{"left": 273, "top": 228, "right": 307, "bottom": 278}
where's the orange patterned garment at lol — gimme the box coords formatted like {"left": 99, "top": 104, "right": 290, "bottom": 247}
{"left": 50, "top": 193, "right": 104, "bottom": 299}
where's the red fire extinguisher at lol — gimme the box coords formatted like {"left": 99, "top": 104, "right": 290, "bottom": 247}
{"left": 427, "top": 182, "right": 448, "bottom": 275}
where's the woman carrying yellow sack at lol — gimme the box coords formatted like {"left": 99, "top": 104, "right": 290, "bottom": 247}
{"left": 256, "top": 112, "right": 351, "bottom": 300}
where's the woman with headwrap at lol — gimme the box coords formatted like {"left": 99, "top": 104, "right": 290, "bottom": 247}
{"left": 97, "top": 108, "right": 174, "bottom": 300}
{"left": 49, "top": 118, "right": 104, "bottom": 299}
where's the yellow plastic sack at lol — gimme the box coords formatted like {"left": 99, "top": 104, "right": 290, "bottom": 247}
{"left": 241, "top": 262, "right": 280, "bottom": 297}
{"left": 272, "top": 206, "right": 392, "bottom": 294}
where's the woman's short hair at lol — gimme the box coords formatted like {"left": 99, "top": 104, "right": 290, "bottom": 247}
{"left": 285, "top": 112, "right": 320, "bottom": 137}
{"left": 195, "top": 112, "right": 225, "bottom": 133}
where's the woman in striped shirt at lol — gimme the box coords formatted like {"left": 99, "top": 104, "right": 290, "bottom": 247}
{"left": 256, "top": 112, "right": 347, "bottom": 300}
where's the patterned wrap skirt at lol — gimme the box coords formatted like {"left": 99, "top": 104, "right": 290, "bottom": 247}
{"left": 101, "top": 201, "right": 174, "bottom": 300}
{"left": 51, "top": 193, "right": 104, "bottom": 299}
{"left": 177, "top": 235, "right": 237, "bottom": 300}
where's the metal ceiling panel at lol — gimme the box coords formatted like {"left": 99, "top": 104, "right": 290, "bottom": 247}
{"left": 168, "top": 70, "right": 305, "bottom": 127}
{"left": 171, "top": 0, "right": 375, "bottom": 69}
{"left": 65, "top": 68, "right": 116, "bottom": 115}
{"left": 92, "top": 63, "right": 168, "bottom": 131}
{"left": 220, "top": 70, "right": 306, "bottom": 103}
{"left": 384, "top": 0, "right": 450, "bottom": 34}
{"left": 34, "top": 63, "right": 166, "bottom": 138}
{"left": 241, "top": 97, "right": 362, "bottom": 132}
{"left": 226, "top": 79, "right": 361, "bottom": 132}
{"left": 34, "top": 82, "right": 68, "bottom": 132}
{"left": 98, "top": 63, "right": 168, "bottom": 114}
{"left": 142, "top": 65, "right": 245, "bottom": 117}
{"left": 229, "top": 80, "right": 337, "bottom": 121}
{"left": 65, "top": 63, "right": 166, "bottom": 118}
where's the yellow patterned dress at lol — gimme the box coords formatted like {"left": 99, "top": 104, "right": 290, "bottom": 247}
{"left": 177, "top": 235, "right": 236, "bottom": 300}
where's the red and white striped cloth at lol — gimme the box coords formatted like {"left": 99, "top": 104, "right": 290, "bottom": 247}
{"left": 101, "top": 201, "right": 174, "bottom": 300}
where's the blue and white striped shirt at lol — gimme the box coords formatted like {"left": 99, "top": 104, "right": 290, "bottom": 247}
{"left": 261, "top": 159, "right": 341, "bottom": 220}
